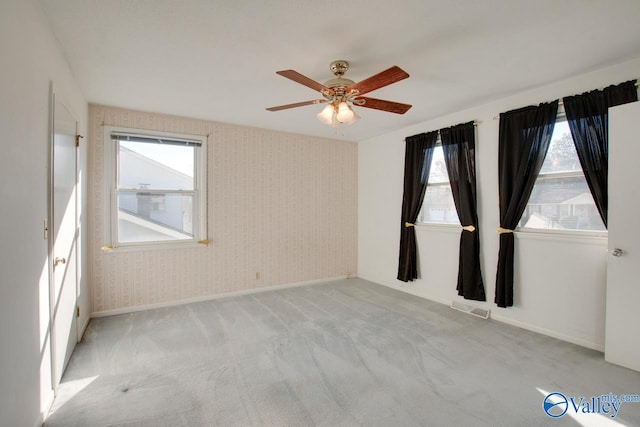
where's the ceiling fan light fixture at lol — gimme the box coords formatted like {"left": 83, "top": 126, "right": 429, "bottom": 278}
{"left": 268, "top": 60, "right": 412, "bottom": 130}
{"left": 336, "top": 101, "right": 354, "bottom": 123}
{"left": 346, "top": 110, "right": 360, "bottom": 125}
{"left": 317, "top": 103, "right": 335, "bottom": 125}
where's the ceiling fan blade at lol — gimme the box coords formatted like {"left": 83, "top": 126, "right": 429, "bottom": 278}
{"left": 355, "top": 97, "right": 412, "bottom": 114}
{"left": 266, "top": 99, "right": 327, "bottom": 112}
{"left": 347, "top": 66, "right": 409, "bottom": 96}
{"left": 276, "top": 70, "right": 329, "bottom": 93}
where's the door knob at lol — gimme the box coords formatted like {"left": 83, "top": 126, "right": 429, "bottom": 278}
{"left": 611, "top": 248, "right": 624, "bottom": 257}
{"left": 54, "top": 257, "right": 67, "bottom": 267}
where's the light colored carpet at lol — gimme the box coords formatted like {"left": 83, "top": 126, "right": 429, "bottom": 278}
{"left": 45, "top": 278, "right": 640, "bottom": 426}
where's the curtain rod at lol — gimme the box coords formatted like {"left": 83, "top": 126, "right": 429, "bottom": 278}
{"left": 492, "top": 80, "right": 640, "bottom": 120}
{"left": 404, "top": 121, "right": 480, "bottom": 141}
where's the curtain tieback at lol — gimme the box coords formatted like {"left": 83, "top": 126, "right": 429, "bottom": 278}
{"left": 462, "top": 225, "right": 476, "bottom": 232}
{"left": 497, "top": 226, "right": 514, "bottom": 234}
{"left": 404, "top": 222, "right": 415, "bottom": 228}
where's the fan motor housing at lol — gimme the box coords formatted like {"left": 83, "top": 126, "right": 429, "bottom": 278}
{"left": 325, "top": 60, "right": 354, "bottom": 90}
{"left": 323, "top": 77, "right": 355, "bottom": 89}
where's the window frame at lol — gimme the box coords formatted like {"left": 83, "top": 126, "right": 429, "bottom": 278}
{"left": 516, "top": 113, "right": 607, "bottom": 238}
{"left": 415, "top": 141, "right": 461, "bottom": 228}
{"left": 103, "top": 126, "right": 208, "bottom": 252}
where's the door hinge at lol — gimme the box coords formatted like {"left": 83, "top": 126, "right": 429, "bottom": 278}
{"left": 44, "top": 219, "right": 49, "bottom": 240}
{"left": 76, "top": 134, "right": 84, "bottom": 147}
{"left": 76, "top": 306, "right": 80, "bottom": 318}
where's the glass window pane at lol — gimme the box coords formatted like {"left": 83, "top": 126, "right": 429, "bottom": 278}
{"left": 428, "top": 146, "right": 449, "bottom": 184}
{"left": 418, "top": 184, "right": 460, "bottom": 224}
{"left": 117, "top": 192, "right": 194, "bottom": 243}
{"left": 118, "top": 140, "right": 195, "bottom": 190}
{"left": 539, "top": 121, "right": 582, "bottom": 174}
{"left": 521, "top": 121, "right": 605, "bottom": 232}
{"left": 520, "top": 175, "right": 605, "bottom": 231}
{"left": 418, "top": 146, "right": 460, "bottom": 225}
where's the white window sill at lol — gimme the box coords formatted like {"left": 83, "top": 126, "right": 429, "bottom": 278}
{"left": 514, "top": 227, "right": 607, "bottom": 245}
{"left": 413, "top": 222, "right": 462, "bottom": 234}
{"left": 101, "top": 240, "right": 209, "bottom": 253}
{"left": 413, "top": 223, "right": 607, "bottom": 244}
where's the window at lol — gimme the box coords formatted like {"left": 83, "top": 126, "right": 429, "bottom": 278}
{"left": 519, "top": 120, "right": 605, "bottom": 232}
{"left": 417, "top": 144, "right": 460, "bottom": 225}
{"left": 103, "top": 127, "right": 207, "bottom": 249}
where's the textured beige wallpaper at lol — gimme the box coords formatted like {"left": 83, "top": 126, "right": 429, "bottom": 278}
{"left": 89, "top": 105, "right": 357, "bottom": 312}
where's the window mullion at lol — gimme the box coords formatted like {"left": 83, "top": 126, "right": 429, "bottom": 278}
{"left": 535, "top": 171, "right": 584, "bottom": 180}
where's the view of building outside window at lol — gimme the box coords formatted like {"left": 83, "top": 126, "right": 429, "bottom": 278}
{"left": 417, "top": 122, "right": 605, "bottom": 233}
{"left": 519, "top": 121, "right": 605, "bottom": 232}
{"left": 117, "top": 139, "right": 197, "bottom": 243}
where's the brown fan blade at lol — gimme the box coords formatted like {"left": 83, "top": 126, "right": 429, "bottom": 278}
{"left": 266, "top": 99, "right": 326, "bottom": 112}
{"left": 347, "top": 66, "right": 409, "bottom": 96}
{"left": 355, "top": 97, "right": 412, "bottom": 114}
{"left": 276, "top": 70, "right": 329, "bottom": 93}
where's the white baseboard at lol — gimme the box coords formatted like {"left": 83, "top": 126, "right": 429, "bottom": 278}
{"left": 33, "top": 414, "right": 44, "bottom": 427}
{"left": 78, "top": 315, "right": 90, "bottom": 340}
{"left": 35, "top": 390, "right": 54, "bottom": 427}
{"left": 91, "top": 276, "right": 349, "bottom": 318}
{"left": 360, "top": 274, "right": 452, "bottom": 306}
{"left": 359, "top": 275, "right": 603, "bottom": 352}
{"left": 490, "top": 313, "right": 604, "bottom": 352}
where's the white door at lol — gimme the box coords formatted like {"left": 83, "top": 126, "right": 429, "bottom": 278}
{"left": 605, "top": 100, "right": 640, "bottom": 372}
{"left": 50, "top": 93, "right": 79, "bottom": 387}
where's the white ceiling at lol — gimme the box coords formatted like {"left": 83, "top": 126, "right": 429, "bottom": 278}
{"left": 39, "top": 0, "right": 640, "bottom": 141}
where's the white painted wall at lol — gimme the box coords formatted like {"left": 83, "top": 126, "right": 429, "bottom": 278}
{"left": 0, "top": 1, "right": 87, "bottom": 426}
{"left": 359, "top": 57, "right": 640, "bottom": 352}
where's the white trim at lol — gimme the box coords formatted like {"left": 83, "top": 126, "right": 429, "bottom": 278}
{"left": 425, "top": 181, "right": 452, "bottom": 187}
{"left": 360, "top": 274, "right": 452, "bottom": 305}
{"left": 78, "top": 314, "right": 90, "bottom": 340}
{"left": 490, "top": 313, "right": 603, "bottom": 352}
{"left": 47, "top": 84, "right": 82, "bottom": 396}
{"left": 34, "top": 413, "right": 44, "bottom": 427}
{"left": 38, "top": 389, "right": 55, "bottom": 426}
{"left": 535, "top": 170, "right": 585, "bottom": 180}
{"left": 46, "top": 82, "right": 57, "bottom": 400}
{"left": 103, "top": 240, "right": 208, "bottom": 253}
{"left": 90, "top": 276, "right": 349, "bottom": 318}
{"left": 413, "top": 222, "right": 462, "bottom": 233}
{"left": 359, "top": 275, "right": 603, "bottom": 351}
{"left": 110, "top": 131, "right": 202, "bottom": 146}
{"left": 515, "top": 228, "right": 607, "bottom": 245}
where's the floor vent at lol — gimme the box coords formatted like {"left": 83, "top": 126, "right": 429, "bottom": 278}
{"left": 450, "top": 300, "right": 490, "bottom": 319}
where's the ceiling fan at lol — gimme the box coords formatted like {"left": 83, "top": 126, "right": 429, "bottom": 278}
{"left": 266, "top": 60, "right": 412, "bottom": 127}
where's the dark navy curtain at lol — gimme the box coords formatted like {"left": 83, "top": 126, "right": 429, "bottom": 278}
{"left": 397, "top": 131, "right": 438, "bottom": 282}
{"left": 495, "top": 101, "right": 558, "bottom": 307}
{"left": 563, "top": 80, "right": 638, "bottom": 228}
{"left": 440, "top": 122, "right": 485, "bottom": 301}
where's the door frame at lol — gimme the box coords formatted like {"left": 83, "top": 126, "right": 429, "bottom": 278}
{"left": 605, "top": 100, "right": 640, "bottom": 372}
{"left": 47, "top": 82, "right": 80, "bottom": 394}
